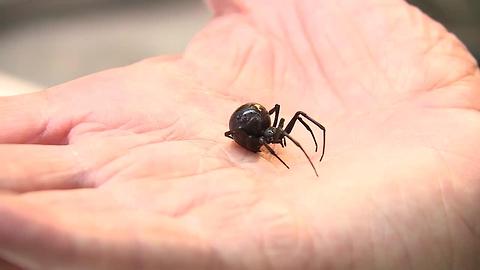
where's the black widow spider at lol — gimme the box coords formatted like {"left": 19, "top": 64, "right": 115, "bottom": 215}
{"left": 224, "top": 103, "right": 325, "bottom": 176}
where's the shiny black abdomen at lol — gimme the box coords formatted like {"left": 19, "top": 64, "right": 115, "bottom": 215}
{"left": 229, "top": 103, "right": 271, "bottom": 152}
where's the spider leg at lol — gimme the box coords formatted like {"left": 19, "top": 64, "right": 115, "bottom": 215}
{"left": 262, "top": 143, "right": 290, "bottom": 169}
{"left": 224, "top": 130, "right": 237, "bottom": 139}
{"left": 274, "top": 118, "right": 286, "bottom": 145}
{"left": 277, "top": 117, "right": 287, "bottom": 146}
{"left": 285, "top": 111, "right": 326, "bottom": 162}
{"left": 268, "top": 104, "right": 281, "bottom": 128}
{"left": 298, "top": 117, "right": 318, "bottom": 152}
{"left": 283, "top": 132, "right": 318, "bottom": 177}
{"left": 277, "top": 118, "right": 285, "bottom": 129}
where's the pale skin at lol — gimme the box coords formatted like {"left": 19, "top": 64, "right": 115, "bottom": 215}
{"left": 0, "top": 0, "right": 479, "bottom": 269}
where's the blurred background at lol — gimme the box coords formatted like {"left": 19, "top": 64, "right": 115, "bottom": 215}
{"left": 0, "top": 0, "right": 478, "bottom": 94}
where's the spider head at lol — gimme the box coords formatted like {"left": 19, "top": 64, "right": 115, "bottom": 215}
{"left": 263, "top": 127, "right": 283, "bottom": 144}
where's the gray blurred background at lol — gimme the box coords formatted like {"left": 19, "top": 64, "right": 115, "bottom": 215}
{"left": 0, "top": 0, "right": 478, "bottom": 88}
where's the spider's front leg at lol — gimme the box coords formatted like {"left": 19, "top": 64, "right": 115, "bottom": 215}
{"left": 268, "top": 104, "right": 281, "bottom": 128}
{"left": 275, "top": 118, "right": 286, "bottom": 147}
{"left": 285, "top": 111, "right": 326, "bottom": 162}
{"left": 259, "top": 137, "right": 290, "bottom": 169}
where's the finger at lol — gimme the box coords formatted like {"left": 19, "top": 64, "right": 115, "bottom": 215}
{"left": 0, "top": 91, "right": 68, "bottom": 144}
{"left": 0, "top": 145, "right": 86, "bottom": 192}
{"left": 0, "top": 195, "right": 210, "bottom": 270}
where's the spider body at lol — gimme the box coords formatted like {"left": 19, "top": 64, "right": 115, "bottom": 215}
{"left": 225, "top": 102, "right": 326, "bottom": 176}
{"left": 228, "top": 103, "right": 275, "bottom": 152}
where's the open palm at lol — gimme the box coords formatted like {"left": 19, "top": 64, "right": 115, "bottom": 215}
{"left": 1, "top": 0, "right": 479, "bottom": 269}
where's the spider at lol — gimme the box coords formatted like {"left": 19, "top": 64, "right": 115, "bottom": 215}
{"left": 224, "top": 103, "right": 326, "bottom": 176}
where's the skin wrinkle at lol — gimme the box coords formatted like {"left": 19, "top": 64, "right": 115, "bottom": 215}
{"left": 422, "top": 32, "right": 450, "bottom": 60}
{"left": 172, "top": 180, "right": 221, "bottom": 220}
{"left": 420, "top": 72, "right": 480, "bottom": 112}
{"left": 218, "top": 143, "right": 244, "bottom": 169}
{"left": 162, "top": 167, "right": 239, "bottom": 218}
{"left": 28, "top": 91, "right": 51, "bottom": 144}
{"left": 446, "top": 166, "right": 480, "bottom": 264}
{"left": 421, "top": 144, "right": 480, "bottom": 172}
{"left": 436, "top": 169, "right": 456, "bottom": 270}
{"left": 451, "top": 208, "right": 480, "bottom": 268}
{"left": 66, "top": 111, "right": 98, "bottom": 144}
{"left": 267, "top": 39, "right": 276, "bottom": 100}
{"left": 361, "top": 4, "right": 442, "bottom": 96}
{"left": 244, "top": 200, "right": 292, "bottom": 270}
{"left": 148, "top": 166, "right": 240, "bottom": 188}
{"left": 0, "top": 145, "right": 86, "bottom": 192}
{"left": 63, "top": 213, "right": 212, "bottom": 270}
{"left": 69, "top": 122, "right": 111, "bottom": 140}
{"left": 274, "top": 17, "right": 316, "bottom": 107}
{"left": 400, "top": 70, "right": 479, "bottom": 118}
{"left": 429, "top": 62, "right": 479, "bottom": 94}
{"left": 406, "top": 5, "right": 436, "bottom": 41}
{"left": 368, "top": 192, "right": 415, "bottom": 270}
{"left": 84, "top": 137, "right": 161, "bottom": 186}
{"left": 106, "top": 156, "right": 141, "bottom": 184}
{"left": 39, "top": 159, "right": 83, "bottom": 191}
{"left": 336, "top": 2, "right": 397, "bottom": 102}
{"left": 262, "top": 211, "right": 303, "bottom": 269}
{"left": 206, "top": 194, "right": 264, "bottom": 269}
{"left": 332, "top": 2, "right": 383, "bottom": 103}
{"left": 184, "top": 87, "right": 243, "bottom": 105}
{"left": 166, "top": 115, "right": 189, "bottom": 141}
{"left": 195, "top": 142, "right": 219, "bottom": 175}
{"left": 116, "top": 115, "right": 157, "bottom": 134}
{"left": 344, "top": 219, "right": 356, "bottom": 270}
{"left": 135, "top": 217, "right": 211, "bottom": 269}
{"left": 274, "top": 3, "right": 319, "bottom": 101}
{"left": 275, "top": 45, "right": 291, "bottom": 101}
{"left": 252, "top": 196, "right": 288, "bottom": 269}
{"left": 288, "top": 183, "right": 356, "bottom": 269}
{"left": 206, "top": 6, "right": 328, "bottom": 108}
{"left": 84, "top": 153, "right": 120, "bottom": 186}
{"left": 182, "top": 96, "right": 228, "bottom": 130}
{"left": 346, "top": 219, "right": 362, "bottom": 269}
{"left": 255, "top": 222, "right": 271, "bottom": 270}
{"left": 414, "top": 151, "right": 458, "bottom": 269}
{"left": 226, "top": 35, "right": 256, "bottom": 98}
{"left": 293, "top": 2, "right": 348, "bottom": 110}
{"left": 101, "top": 139, "right": 233, "bottom": 184}
{"left": 303, "top": 225, "right": 316, "bottom": 270}
{"left": 385, "top": 140, "right": 460, "bottom": 269}
{"left": 221, "top": 144, "right": 296, "bottom": 177}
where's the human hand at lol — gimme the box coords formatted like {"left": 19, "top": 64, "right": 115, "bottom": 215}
{"left": 0, "top": 0, "right": 479, "bottom": 269}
